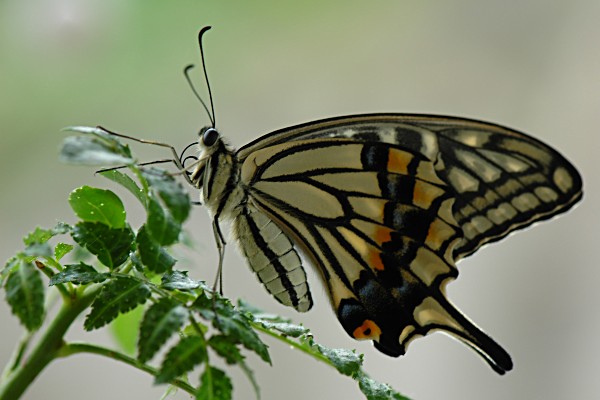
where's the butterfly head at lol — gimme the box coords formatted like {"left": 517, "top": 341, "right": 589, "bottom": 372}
{"left": 188, "top": 126, "right": 240, "bottom": 212}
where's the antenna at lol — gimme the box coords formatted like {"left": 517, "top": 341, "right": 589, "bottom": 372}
{"left": 183, "top": 26, "right": 216, "bottom": 128}
{"left": 184, "top": 65, "right": 214, "bottom": 126}
{"left": 199, "top": 26, "right": 216, "bottom": 127}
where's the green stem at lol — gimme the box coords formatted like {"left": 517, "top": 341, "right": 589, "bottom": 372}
{"left": 57, "top": 343, "right": 196, "bottom": 395}
{"left": 0, "top": 284, "right": 101, "bottom": 400}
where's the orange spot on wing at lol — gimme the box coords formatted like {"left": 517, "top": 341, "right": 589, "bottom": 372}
{"left": 353, "top": 319, "right": 382, "bottom": 340}
{"left": 387, "top": 149, "right": 412, "bottom": 175}
{"left": 413, "top": 180, "right": 443, "bottom": 209}
{"left": 373, "top": 226, "right": 393, "bottom": 245}
{"left": 368, "top": 249, "right": 385, "bottom": 271}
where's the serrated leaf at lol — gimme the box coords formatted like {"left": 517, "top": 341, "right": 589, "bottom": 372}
{"left": 357, "top": 371, "right": 409, "bottom": 400}
{"left": 138, "top": 298, "right": 188, "bottom": 363}
{"left": 1, "top": 257, "right": 19, "bottom": 286}
{"left": 69, "top": 186, "right": 126, "bottom": 228}
{"left": 194, "top": 296, "right": 270, "bottom": 364}
{"left": 54, "top": 243, "right": 74, "bottom": 260}
{"left": 60, "top": 135, "right": 134, "bottom": 166}
{"left": 146, "top": 197, "right": 180, "bottom": 246}
{"left": 84, "top": 276, "right": 151, "bottom": 330}
{"left": 110, "top": 304, "right": 145, "bottom": 356}
{"left": 161, "top": 270, "right": 208, "bottom": 291}
{"left": 156, "top": 335, "right": 207, "bottom": 384}
{"left": 143, "top": 169, "right": 191, "bottom": 224}
{"left": 23, "top": 227, "right": 54, "bottom": 245}
{"left": 4, "top": 260, "right": 45, "bottom": 331}
{"left": 255, "top": 319, "right": 308, "bottom": 338}
{"left": 208, "top": 335, "right": 243, "bottom": 365}
{"left": 136, "top": 225, "right": 176, "bottom": 273}
{"left": 23, "top": 223, "right": 71, "bottom": 246}
{"left": 99, "top": 169, "right": 148, "bottom": 206}
{"left": 49, "top": 262, "right": 108, "bottom": 286}
{"left": 196, "top": 366, "right": 232, "bottom": 400}
{"left": 72, "top": 222, "right": 134, "bottom": 269}
{"left": 303, "top": 337, "right": 362, "bottom": 376}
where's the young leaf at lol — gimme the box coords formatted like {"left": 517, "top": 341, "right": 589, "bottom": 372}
{"left": 99, "top": 169, "right": 148, "bottom": 206}
{"left": 143, "top": 169, "right": 191, "bottom": 224}
{"left": 4, "top": 259, "right": 45, "bottom": 331}
{"left": 136, "top": 225, "right": 176, "bottom": 273}
{"left": 161, "top": 270, "right": 208, "bottom": 291}
{"left": 72, "top": 222, "right": 134, "bottom": 269}
{"left": 156, "top": 335, "right": 207, "bottom": 384}
{"left": 22, "top": 223, "right": 71, "bottom": 246}
{"left": 69, "top": 186, "right": 127, "bottom": 228}
{"left": 138, "top": 298, "right": 188, "bottom": 363}
{"left": 84, "top": 276, "right": 151, "bottom": 330}
{"left": 196, "top": 366, "right": 233, "bottom": 400}
{"left": 54, "top": 243, "right": 74, "bottom": 260}
{"left": 146, "top": 197, "right": 180, "bottom": 246}
{"left": 356, "top": 371, "right": 409, "bottom": 400}
{"left": 301, "top": 337, "right": 362, "bottom": 377}
{"left": 49, "top": 262, "right": 108, "bottom": 286}
{"left": 60, "top": 135, "right": 133, "bottom": 166}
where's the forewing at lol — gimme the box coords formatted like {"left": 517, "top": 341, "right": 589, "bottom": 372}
{"left": 237, "top": 114, "right": 582, "bottom": 260}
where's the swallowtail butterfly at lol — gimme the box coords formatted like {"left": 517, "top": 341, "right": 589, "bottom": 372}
{"left": 191, "top": 113, "right": 581, "bottom": 375}
{"left": 124, "top": 28, "right": 584, "bottom": 374}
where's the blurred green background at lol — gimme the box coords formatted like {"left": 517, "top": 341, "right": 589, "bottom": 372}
{"left": 1, "top": 1, "right": 598, "bottom": 399}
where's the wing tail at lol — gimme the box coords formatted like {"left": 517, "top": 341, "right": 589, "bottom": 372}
{"left": 413, "top": 294, "right": 513, "bottom": 374}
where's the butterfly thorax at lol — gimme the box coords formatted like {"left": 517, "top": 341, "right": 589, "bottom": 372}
{"left": 189, "top": 131, "right": 245, "bottom": 221}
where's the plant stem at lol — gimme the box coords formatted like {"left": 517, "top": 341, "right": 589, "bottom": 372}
{"left": 57, "top": 342, "right": 196, "bottom": 395}
{"left": 0, "top": 285, "right": 101, "bottom": 400}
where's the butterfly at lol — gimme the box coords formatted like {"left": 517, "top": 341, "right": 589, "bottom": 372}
{"left": 187, "top": 112, "right": 582, "bottom": 375}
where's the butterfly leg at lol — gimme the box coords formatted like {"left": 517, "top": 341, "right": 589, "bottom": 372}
{"left": 211, "top": 216, "right": 226, "bottom": 295}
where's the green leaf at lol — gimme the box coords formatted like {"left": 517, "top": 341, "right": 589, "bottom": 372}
{"left": 54, "top": 243, "right": 74, "bottom": 260}
{"left": 302, "top": 337, "right": 362, "bottom": 376}
{"left": 69, "top": 186, "right": 126, "bottom": 228}
{"left": 196, "top": 366, "right": 233, "bottom": 400}
{"left": 84, "top": 276, "right": 151, "bottom": 330}
{"left": 356, "top": 371, "right": 409, "bottom": 400}
{"left": 194, "top": 296, "right": 270, "bottom": 364}
{"left": 72, "top": 222, "right": 134, "bottom": 269}
{"left": 254, "top": 319, "right": 308, "bottom": 338}
{"left": 49, "top": 262, "right": 108, "bottom": 286}
{"left": 156, "top": 335, "right": 207, "bottom": 384}
{"left": 143, "top": 169, "right": 191, "bottom": 224}
{"left": 60, "top": 126, "right": 133, "bottom": 166}
{"left": 99, "top": 169, "right": 148, "bottom": 207}
{"left": 138, "top": 298, "right": 188, "bottom": 363}
{"left": 23, "top": 223, "right": 71, "bottom": 246}
{"left": 146, "top": 196, "right": 180, "bottom": 246}
{"left": 207, "top": 335, "right": 243, "bottom": 365}
{"left": 4, "top": 259, "right": 45, "bottom": 331}
{"left": 110, "top": 304, "right": 145, "bottom": 356}
{"left": 23, "top": 227, "right": 54, "bottom": 246}
{"left": 161, "top": 270, "right": 208, "bottom": 291}
{"left": 136, "top": 225, "right": 176, "bottom": 273}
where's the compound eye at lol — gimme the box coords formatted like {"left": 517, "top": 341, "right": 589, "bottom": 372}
{"left": 201, "top": 128, "right": 219, "bottom": 147}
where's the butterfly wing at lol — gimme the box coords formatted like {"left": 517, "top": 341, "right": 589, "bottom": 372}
{"left": 234, "top": 114, "right": 582, "bottom": 373}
